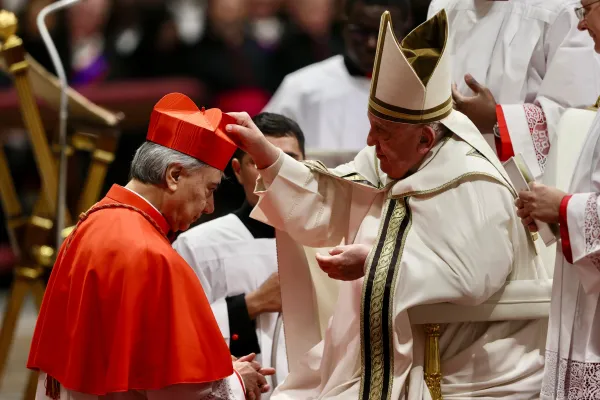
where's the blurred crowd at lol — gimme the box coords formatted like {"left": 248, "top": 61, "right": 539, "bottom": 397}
{"left": 2, "top": 0, "right": 348, "bottom": 110}
{"left": 0, "top": 0, "right": 431, "bottom": 107}
{"left": 0, "top": 0, "right": 432, "bottom": 277}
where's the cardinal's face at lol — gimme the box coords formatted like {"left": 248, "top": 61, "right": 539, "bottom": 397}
{"left": 164, "top": 166, "right": 222, "bottom": 232}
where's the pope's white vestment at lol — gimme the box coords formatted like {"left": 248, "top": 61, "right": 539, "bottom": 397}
{"left": 428, "top": 0, "right": 600, "bottom": 180}
{"left": 540, "top": 109, "right": 600, "bottom": 398}
{"left": 251, "top": 111, "right": 549, "bottom": 399}
{"left": 263, "top": 55, "right": 371, "bottom": 152}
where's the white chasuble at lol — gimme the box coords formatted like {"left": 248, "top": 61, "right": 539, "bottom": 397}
{"left": 541, "top": 110, "right": 600, "bottom": 399}
{"left": 429, "top": 0, "right": 600, "bottom": 180}
{"left": 251, "top": 112, "right": 549, "bottom": 399}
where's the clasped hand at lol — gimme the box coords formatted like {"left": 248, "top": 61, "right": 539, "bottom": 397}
{"left": 233, "top": 353, "right": 275, "bottom": 400}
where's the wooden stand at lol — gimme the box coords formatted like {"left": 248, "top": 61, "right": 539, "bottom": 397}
{"left": 0, "top": 10, "right": 122, "bottom": 399}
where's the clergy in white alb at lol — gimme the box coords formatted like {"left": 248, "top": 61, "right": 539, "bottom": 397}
{"left": 173, "top": 112, "right": 306, "bottom": 398}
{"left": 517, "top": 116, "right": 600, "bottom": 396}
{"left": 514, "top": 2, "right": 600, "bottom": 397}
{"left": 263, "top": 0, "right": 415, "bottom": 152}
{"left": 224, "top": 10, "right": 549, "bottom": 399}
{"left": 429, "top": 0, "right": 600, "bottom": 182}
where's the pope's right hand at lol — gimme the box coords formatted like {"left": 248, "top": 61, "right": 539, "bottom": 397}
{"left": 226, "top": 112, "right": 281, "bottom": 169}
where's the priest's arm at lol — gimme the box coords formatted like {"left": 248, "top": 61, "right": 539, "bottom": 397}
{"left": 558, "top": 192, "right": 600, "bottom": 294}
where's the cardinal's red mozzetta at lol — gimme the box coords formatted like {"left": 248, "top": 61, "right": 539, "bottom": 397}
{"left": 27, "top": 93, "right": 240, "bottom": 398}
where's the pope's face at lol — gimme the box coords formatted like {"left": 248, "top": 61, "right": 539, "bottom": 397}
{"left": 164, "top": 166, "right": 222, "bottom": 232}
{"left": 578, "top": 0, "right": 600, "bottom": 53}
{"left": 366, "top": 113, "right": 435, "bottom": 180}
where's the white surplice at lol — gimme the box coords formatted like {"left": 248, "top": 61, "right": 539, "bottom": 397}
{"left": 173, "top": 215, "right": 288, "bottom": 398}
{"left": 429, "top": 0, "right": 600, "bottom": 180}
{"left": 541, "top": 110, "right": 600, "bottom": 399}
{"left": 35, "top": 372, "right": 245, "bottom": 400}
{"left": 263, "top": 55, "right": 371, "bottom": 152}
{"left": 251, "top": 111, "right": 549, "bottom": 399}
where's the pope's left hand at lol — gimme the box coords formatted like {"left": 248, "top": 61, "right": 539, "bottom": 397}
{"left": 452, "top": 74, "right": 498, "bottom": 133}
{"left": 516, "top": 182, "right": 567, "bottom": 231}
{"left": 316, "top": 244, "right": 371, "bottom": 281}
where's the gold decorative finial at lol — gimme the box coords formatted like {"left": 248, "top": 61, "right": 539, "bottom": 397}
{"left": 0, "top": 10, "right": 21, "bottom": 48}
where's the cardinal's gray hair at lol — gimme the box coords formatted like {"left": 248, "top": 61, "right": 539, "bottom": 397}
{"left": 129, "top": 141, "right": 208, "bottom": 185}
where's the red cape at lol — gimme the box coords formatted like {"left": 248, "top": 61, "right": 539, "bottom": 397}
{"left": 28, "top": 185, "right": 233, "bottom": 395}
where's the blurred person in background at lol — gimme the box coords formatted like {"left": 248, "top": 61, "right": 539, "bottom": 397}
{"left": 66, "top": 0, "right": 112, "bottom": 84}
{"left": 264, "top": 0, "right": 415, "bottom": 152}
{"left": 272, "top": 0, "right": 342, "bottom": 81}
{"left": 187, "top": 0, "right": 276, "bottom": 116}
{"left": 185, "top": 0, "right": 283, "bottom": 225}
{"left": 173, "top": 112, "right": 306, "bottom": 399}
{"left": 18, "top": 0, "right": 116, "bottom": 84}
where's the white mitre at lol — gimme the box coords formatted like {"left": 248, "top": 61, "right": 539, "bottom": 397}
{"left": 369, "top": 9, "right": 452, "bottom": 124}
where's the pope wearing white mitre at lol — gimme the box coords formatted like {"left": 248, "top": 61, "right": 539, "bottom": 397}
{"left": 224, "top": 10, "right": 550, "bottom": 399}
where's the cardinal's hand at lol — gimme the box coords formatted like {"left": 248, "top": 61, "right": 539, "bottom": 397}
{"left": 233, "top": 353, "right": 275, "bottom": 400}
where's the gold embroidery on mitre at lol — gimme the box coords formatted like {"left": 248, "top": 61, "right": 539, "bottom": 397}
{"left": 369, "top": 9, "right": 451, "bottom": 125}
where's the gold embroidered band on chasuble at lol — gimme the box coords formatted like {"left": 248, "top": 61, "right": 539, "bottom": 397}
{"left": 360, "top": 197, "right": 411, "bottom": 400}
{"left": 369, "top": 9, "right": 452, "bottom": 125}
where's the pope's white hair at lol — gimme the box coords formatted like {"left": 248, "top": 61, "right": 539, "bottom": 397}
{"left": 426, "top": 121, "right": 448, "bottom": 142}
{"left": 129, "top": 141, "right": 209, "bottom": 185}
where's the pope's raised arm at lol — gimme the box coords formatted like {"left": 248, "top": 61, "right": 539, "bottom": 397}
{"left": 225, "top": 112, "right": 371, "bottom": 248}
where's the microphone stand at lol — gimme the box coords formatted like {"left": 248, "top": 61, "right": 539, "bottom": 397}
{"left": 36, "top": 0, "right": 82, "bottom": 248}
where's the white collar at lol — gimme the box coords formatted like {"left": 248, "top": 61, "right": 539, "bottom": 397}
{"left": 123, "top": 186, "right": 161, "bottom": 213}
